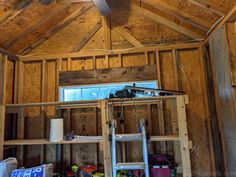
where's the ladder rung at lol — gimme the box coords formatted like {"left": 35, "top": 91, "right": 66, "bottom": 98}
{"left": 115, "top": 133, "right": 143, "bottom": 141}
{"left": 115, "top": 162, "right": 145, "bottom": 170}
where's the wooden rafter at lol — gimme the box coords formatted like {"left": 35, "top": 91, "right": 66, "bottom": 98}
{"left": 0, "top": 0, "right": 32, "bottom": 27}
{"left": 71, "top": 20, "right": 102, "bottom": 52}
{"left": 187, "top": 0, "right": 226, "bottom": 16}
{"left": 3, "top": 4, "right": 71, "bottom": 50}
{"left": 58, "top": 0, "right": 92, "bottom": 3}
{"left": 103, "top": 16, "right": 112, "bottom": 49}
{"left": 141, "top": 0, "right": 211, "bottom": 30}
{"left": 102, "top": 1, "right": 112, "bottom": 50}
{"left": 132, "top": 4, "right": 203, "bottom": 39}
{"left": 113, "top": 22, "right": 144, "bottom": 47}
{"left": 18, "top": 3, "right": 93, "bottom": 55}
{"left": 204, "top": 5, "right": 236, "bottom": 44}
{"left": 0, "top": 47, "right": 18, "bottom": 61}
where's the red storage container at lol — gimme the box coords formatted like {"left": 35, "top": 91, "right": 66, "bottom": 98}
{"left": 150, "top": 166, "right": 171, "bottom": 177}
{"left": 149, "top": 154, "right": 176, "bottom": 177}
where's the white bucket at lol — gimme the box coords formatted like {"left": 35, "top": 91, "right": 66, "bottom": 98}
{"left": 50, "top": 119, "right": 64, "bottom": 142}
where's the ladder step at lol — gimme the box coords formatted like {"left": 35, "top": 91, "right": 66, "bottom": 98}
{"left": 115, "top": 162, "right": 145, "bottom": 170}
{"left": 115, "top": 133, "right": 143, "bottom": 142}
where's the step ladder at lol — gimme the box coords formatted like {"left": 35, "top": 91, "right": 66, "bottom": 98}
{"left": 111, "top": 119, "right": 150, "bottom": 177}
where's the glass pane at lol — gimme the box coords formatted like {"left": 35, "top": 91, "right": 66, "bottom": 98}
{"left": 61, "top": 81, "right": 157, "bottom": 101}
{"left": 64, "top": 89, "right": 82, "bottom": 101}
{"left": 81, "top": 87, "right": 99, "bottom": 100}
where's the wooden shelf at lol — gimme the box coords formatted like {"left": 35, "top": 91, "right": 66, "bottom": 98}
{"left": 4, "top": 136, "right": 103, "bottom": 146}
{"left": 150, "top": 135, "right": 180, "bottom": 142}
{"left": 4, "top": 135, "right": 179, "bottom": 146}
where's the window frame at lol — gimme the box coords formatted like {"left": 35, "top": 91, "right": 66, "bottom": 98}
{"left": 59, "top": 80, "right": 158, "bottom": 102}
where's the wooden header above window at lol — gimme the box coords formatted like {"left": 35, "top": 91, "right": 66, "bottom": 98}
{"left": 59, "top": 65, "right": 157, "bottom": 86}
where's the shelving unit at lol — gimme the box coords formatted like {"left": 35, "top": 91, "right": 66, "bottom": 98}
{"left": 0, "top": 95, "right": 192, "bottom": 177}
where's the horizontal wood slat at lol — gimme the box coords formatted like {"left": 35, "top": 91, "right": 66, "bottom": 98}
{"left": 59, "top": 65, "right": 157, "bottom": 86}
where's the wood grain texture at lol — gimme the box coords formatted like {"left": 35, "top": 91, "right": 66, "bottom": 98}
{"left": 209, "top": 25, "right": 236, "bottom": 174}
{"left": 59, "top": 65, "right": 157, "bottom": 86}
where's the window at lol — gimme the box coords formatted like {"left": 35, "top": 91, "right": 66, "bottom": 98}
{"left": 60, "top": 81, "right": 157, "bottom": 101}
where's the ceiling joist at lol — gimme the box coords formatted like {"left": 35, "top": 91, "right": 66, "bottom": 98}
{"left": 132, "top": 4, "right": 204, "bottom": 39}
{"left": 18, "top": 3, "right": 93, "bottom": 55}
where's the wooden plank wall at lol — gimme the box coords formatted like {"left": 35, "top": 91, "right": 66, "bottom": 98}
{"left": 8, "top": 46, "right": 215, "bottom": 176}
{"left": 0, "top": 55, "right": 15, "bottom": 158}
{"left": 208, "top": 23, "right": 236, "bottom": 175}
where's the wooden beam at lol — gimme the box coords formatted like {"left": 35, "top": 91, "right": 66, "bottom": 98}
{"left": 141, "top": 0, "right": 211, "bottom": 30}
{"left": 0, "top": 48, "right": 19, "bottom": 61}
{"left": 100, "top": 100, "right": 112, "bottom": 177}
{"left": 19, "top": 42, "right": 201, "bottom": 60}
{"left": 204, "top": 6, "right": 236, "bottom": 44}
{"left": 132, "top": 4, "right": 203, "bottom": 39}
{"left": 71, "top": 20, "right": 102, "bottom": 52}
{"left": 113, "top": 22, "right": 144, "bottom": 47}
{"left": 3, "top": 4, "right": 71, "bottom": 50}
{"left": 0, "top": 55, "right": 7, "bottom": 105}
{"left": 176, "top": 96, "right": 192, "bottom": 177}
{"left": 0, "top": 106, "right": 5, "bottom": 160}
{"left": 59, "top": 65, "right": 157, "bottom": 86}
{"left": 16, "top": 107, "right": 25, "bottom": 166}
{"left": 227, "top": 7, "right": 236, "bottom": 23}
{"left": 18, "top": 3, "right": 93, "bottom": 55}
{"left": 93, "top": 0, "right": 110, "bottom": 16}
{"left": 187, "top": 0, "right": 226, "bottom": 16}
{"left": 0, "top": 0, "right": 32, "bottom": 27}
{"left": 103, "top": 14, "right": 112, "bottom": 50}
{"left": 59, "top": 0, "right": 93, "bottom": 3}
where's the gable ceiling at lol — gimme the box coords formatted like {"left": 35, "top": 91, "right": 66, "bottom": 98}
{"left": 0, "top": 0, "right": 235, "bottom": 55}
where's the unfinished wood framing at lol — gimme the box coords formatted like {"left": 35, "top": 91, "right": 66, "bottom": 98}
{"left": 2, "top": 96, "right": 192, "bottom": 177}
{"left": 71, "top": 20, "right": 102, "bottom": 52}
{"left": 132, "top": 4, "right": 203, "bottom": 39}
{"left": 0, "top": 55, "right": 7, "bottom": 105}
{"left": 19, "top": 3, "right": 94, "bottom": 55}
{"left": 0, "top": 106, "right": 5, "bottom": 160}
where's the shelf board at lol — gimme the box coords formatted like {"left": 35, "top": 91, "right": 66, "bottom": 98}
{"left": 4, "top": 135, "right": 179, "bottom": 146}
{"left": 4, "top": 136, "right": 103, "bottom": 146}
{"left": 149, "top": 135, "right": 180, "bottom": 141}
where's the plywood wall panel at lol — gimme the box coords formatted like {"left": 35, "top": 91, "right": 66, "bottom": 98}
{"left": 122, "top": 53, "right": 146, "bottom": 67}
{"left": 5, "top": 60, "right": 14, "bottom": 104}
{"left": 71, "top": 58, "right": 94, "bottom": 71}
{"left": 124, "top": 105, "right": 150, "bottom": 162}
{"left": 23, "top": 61, "right": 43, "bottom": 167}
{"left": 178, "top": 49, "right": 213, "bottom": 176}
{"left": 71, "top": 108, "right": 97, "bottom": 166}
{"left": 109, "top": 55, "right": 122, "bottom": 68}
{"left": 46, "top": 60, "right": 57, "bottom": 115}
{"left": 96, "top": 56, "right": 109, "bottom": 69}
{"left": 61, "top": 59, "right": 68, "bottom": 71}
{"left": 159, "top": 51, "right": 175, "bottom": 154}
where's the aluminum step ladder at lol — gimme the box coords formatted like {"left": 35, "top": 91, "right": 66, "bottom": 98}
{"left": 111, "top": 119, "right": 150, "bottom": 177}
